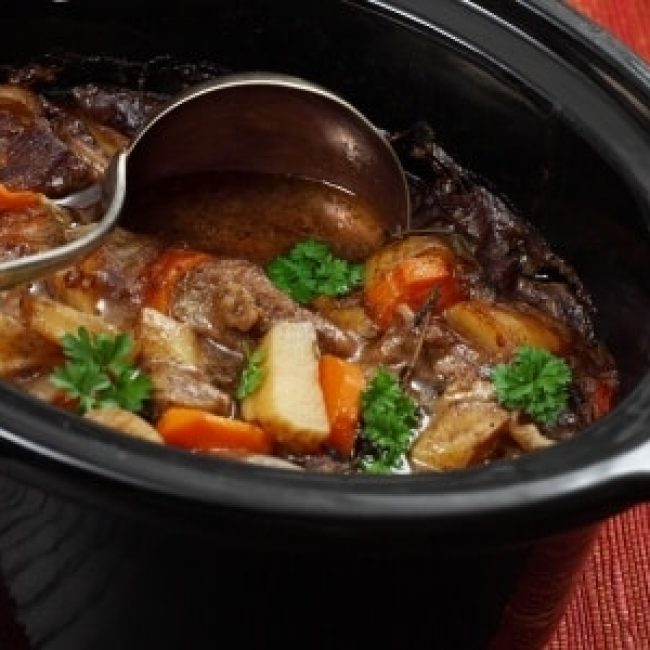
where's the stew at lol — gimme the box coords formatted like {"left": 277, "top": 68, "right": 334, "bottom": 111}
{"left": 0, "top": 57, "right": 617, "bottom": 473}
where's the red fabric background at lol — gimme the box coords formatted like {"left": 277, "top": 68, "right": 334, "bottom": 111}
{"left": 547, "top": 1, "right": 650, "bottom": 648}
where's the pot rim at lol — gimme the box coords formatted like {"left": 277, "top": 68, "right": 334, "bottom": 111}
{"left": 0, "top": 0, "right": 648, "bottom": 534}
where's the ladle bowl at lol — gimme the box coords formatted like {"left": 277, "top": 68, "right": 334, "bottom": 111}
{"left": 0, "top": 73, "right": 410, "bottom": 288}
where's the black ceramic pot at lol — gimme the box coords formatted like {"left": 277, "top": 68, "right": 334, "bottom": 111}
{"left": 0, "top": 1, "right": 648, "bottom": 648}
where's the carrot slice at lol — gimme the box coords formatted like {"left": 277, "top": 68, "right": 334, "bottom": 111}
{"left": 0, "top": 184, "right": 40, "bottom": 212}
{"left": 157, "top": 407, "right": 272, "bottom": 454}
{"left": 143, "top": 249, "right": 212, "bottom": 314}
{"left": 319, "top": 355, "right": 365, "bottom": 457}
{"left": 593, "top": 382, "right": 614, "bottom": 419}
{"left": 365, "top": 253, "right": 465, "bottom": 329}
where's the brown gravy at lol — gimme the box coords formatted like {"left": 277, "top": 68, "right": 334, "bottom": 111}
{"left": 124, "top": 171, "right": 387, "bottom": 264}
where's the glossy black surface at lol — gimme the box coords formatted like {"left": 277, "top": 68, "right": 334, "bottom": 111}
{"left": 0, "top": 0, "right": 648, "bottom": 537}
{"left": 0, "top": 1, "right": 648, "bottom": 647}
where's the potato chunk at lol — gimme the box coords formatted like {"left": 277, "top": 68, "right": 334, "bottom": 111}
{"left": 445, "top": 300, "right": 567, "bottom": 358}
{"left": 137, "top": 307, "right": 199, "bottom": 366}
{"left": 410, "top": 402, "right": 510, "bottom": 471}
{"left": 0, "top": 312, "right": 60, "bottom": 377}
{"left": 241, "top": 321, "right": 329, "bottom": 452}
{"left": 22, "top": 295, "right": 118, "bottom": 345}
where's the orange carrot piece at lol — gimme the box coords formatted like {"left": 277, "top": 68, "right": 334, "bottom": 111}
{"left": 319, "top": 355, "right": 365, "bottom": 457}
{"left": 394, "top": 256, "right": 456, "bottom": 306}
{"left": 593, "top": 382, "right": 614, "bottom": 419}
{"left": 0, "top": 184, "right": 40, "bottom": 212}
{"left": 144, "top": 249, "right": 212, "bottom": 314}
{"left": 365, "top": 253, "right": 464, "bottom": 329}
{"left": 157, "top": 408, "right": 272, "bottom": 454}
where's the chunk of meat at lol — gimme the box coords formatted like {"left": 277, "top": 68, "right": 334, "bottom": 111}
{"left": 0, "top": 201, "right": 70, "bottom": 262}
{"left": 71, "top": 84, "right": 164, "bottom": 135}
{"left": 48, "top": 228, "right": 163, "bottom": 328}
{"left": 136, "top": 308, "right": 232, "bottom": 417}
{"left": 0, "top": 116, "right": 95, "bottom": 197}
{"left": 48, "top": 107, "right": 111, "bottom": 177}
{"left": 0, "top": 84, "right": 128, "bottom": 197}
{"left": 79, "top": 118, "right": 129, "bottom": 158}
{"left": 312, "top": 295, "right": 377, "bottom": 339}
{"left": 173, "top": 259, "right": 358, "bottom": 357}
{"left": 145, "top": 361, "right": 231, "bottom": 418}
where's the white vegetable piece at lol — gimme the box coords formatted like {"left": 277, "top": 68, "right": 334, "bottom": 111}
{"left": 22, "top": 295, "right": 118, "bottom": 345}
{"left": 241, "top": 321, "right": 329, "bottom": 452}
{"left": 0, "top": 312, "right": 59, "bottom": 377}
{"left": 137, "top": 307, "right": 199, "bottom": 366}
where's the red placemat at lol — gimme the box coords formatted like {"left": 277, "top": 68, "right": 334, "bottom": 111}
{"left": 547, "top": 2, "right": 650, "bottom": 648}
{"left": 570, "top": 0, "right": 650, "bottom": 61}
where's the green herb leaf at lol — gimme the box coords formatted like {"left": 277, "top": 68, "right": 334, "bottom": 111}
{"left": 359, "top": 368, "right": 419, "bottom": 473}
{"left": 266, "top": 240, "right": 364, "bottom": 305}
{"left": 491, "top": 345, "right": 572, "bottom": 425}
{"left": 236, "top": 345, "right": 266, "bottom": 400}
{"left": 50, "top": 327, "right": 152, "bottom": 414}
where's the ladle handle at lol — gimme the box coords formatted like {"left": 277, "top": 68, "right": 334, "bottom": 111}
{"left": 0, "top": 153, "right": 127, "bottom": 289}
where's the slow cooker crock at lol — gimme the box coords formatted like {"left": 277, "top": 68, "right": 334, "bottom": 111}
{"left": 0, "top": 1, "right": 648, "bottom": 648}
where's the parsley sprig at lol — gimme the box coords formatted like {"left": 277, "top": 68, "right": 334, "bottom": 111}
{"left": 266, "top": 240, "right": 364, "bottom": 305}
{"left": 359, "top": 368, "right": 419, "bottom": 474}
{"left": 236, "top": 345, "right": 266, "bottom": 400}
{"left": 492, "top": 345, "right": 572, "bottom": 425}
{"left": 50, "top": 328, "right": 152, "bottom": 414}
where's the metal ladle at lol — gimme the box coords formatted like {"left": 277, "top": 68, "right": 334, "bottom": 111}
{"left": 0, "top": 73, "right": 410, "bottom": 288}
